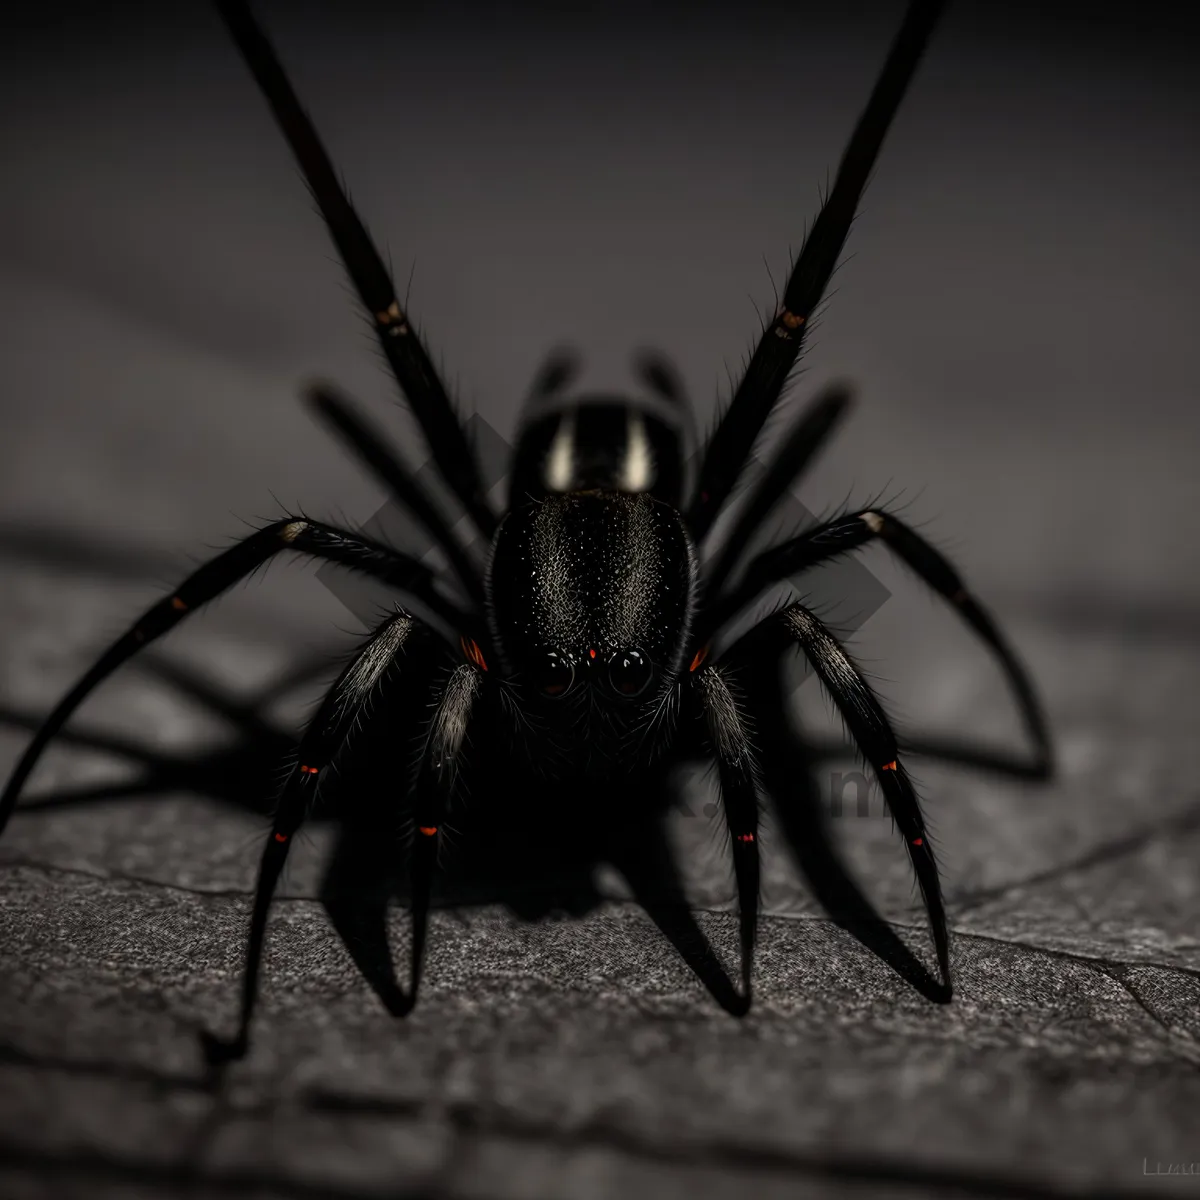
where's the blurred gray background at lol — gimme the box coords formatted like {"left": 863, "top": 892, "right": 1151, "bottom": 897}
{"left": 0, "top": 1, "right": 1198, "bottom": 1197}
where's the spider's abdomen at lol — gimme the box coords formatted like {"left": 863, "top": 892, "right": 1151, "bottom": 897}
{"left": 508, "top": 387, "right": 687, "bottom": 512}
{"left": 489, "top": 491, "right": 693, "bottom": 670}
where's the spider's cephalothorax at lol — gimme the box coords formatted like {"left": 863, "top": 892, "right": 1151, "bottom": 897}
{"left": 489, "top": 488, "right": 694, "bottom": 771}
{"left": 0, "top": 0, "right": 1055, "bottom": 1063}
{"left": 487, "top": 380, "right": 697, "bottom": 777}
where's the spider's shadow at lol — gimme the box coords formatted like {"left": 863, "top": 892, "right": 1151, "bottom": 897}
{"left": 0, "top": 522, "right": 334, "bottom": 823}
{"left": 0, "top": 653, "right": 325, "bottom": 820}
{"left": 0, "top": 525, "right": 696, "bottom": 921}
{"left": 0, "top": 521, "right": 1063, "bottom": 883}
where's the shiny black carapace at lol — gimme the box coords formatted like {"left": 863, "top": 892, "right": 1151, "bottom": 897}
{"left": 0, "top": 0, "right": 1052, "bottom": 1062}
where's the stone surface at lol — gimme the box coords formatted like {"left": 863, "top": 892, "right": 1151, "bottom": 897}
{"left": 3, "top": 518, "right": 1198, "bottom": 1200}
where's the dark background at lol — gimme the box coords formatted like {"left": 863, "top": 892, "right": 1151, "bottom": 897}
{"left": 0, "top": 2, "right": 1197, "bottom": 1197}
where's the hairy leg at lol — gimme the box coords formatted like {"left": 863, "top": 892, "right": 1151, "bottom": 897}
{"left": 203, "top": 611, "right": 445, "bottom": 1062}
{"left": 702, "top": 507, "right": 1052, "bottom": 780}
{"left": 687, "top": 664, "right": 762, "bottom": 999}
{"left": 726, "top": 601, "right": 952, "bottom": 1002}
{"left": 0, "top": 516, "right": 470, "bottom": 840}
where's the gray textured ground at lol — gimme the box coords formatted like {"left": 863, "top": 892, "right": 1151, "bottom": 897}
{"left": 5, "top": 581, "right": 1199, "bottom": 1199}
{"left": 2, "top": 7, "right": 1199, "bottom": 1197}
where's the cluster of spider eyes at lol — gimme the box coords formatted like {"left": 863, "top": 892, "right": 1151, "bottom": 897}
{"left": 536, "top": 647, "right": 653, "bottom": 699}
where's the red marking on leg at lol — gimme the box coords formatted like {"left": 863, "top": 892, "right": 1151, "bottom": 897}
{"left": 418, "top": 826, "right": 438, "bottom": 837}
{"left": 459, "top": 636, "right": 488, "bottom": 672}
{"left": 588, "top": 648, "right": 597, "bottom": 659}
{"left": 170, "top": 596, "right": 188, "bottom": 611}
{"left": 689, "top": 643, "right": 710, "bottom": 673}
{"left": 881, "top": 760, "right": 897, "bottom": 772}
{"left": 274, "top": 832, "right": 288, "bottom": 843}
{"left": 737, "top": 833, "right": 755, "bottom": 844}
{"left": 912, "top": 837, "right": 923, "bottom": 846}
{"left": 299, "top": 764, "right": 319, "bottom": 775}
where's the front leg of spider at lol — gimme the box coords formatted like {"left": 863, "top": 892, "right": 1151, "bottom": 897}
{"left": 687, "top": 657, "right": 762, "bottom": 1001}
{"left": 0, "top": 517, "right": 465, "bottom": 843}
{"left": 726, "top": 603, "right": 952, "bottom": 1003}
{"left": 200, "top": 612, "right": 445, "bottom": 1066}
{"left": 213, "top": 0, "right": 496, "bottom": 542}
{"left": 313, "top": 660, "right": 481, "bottom": 1024}
{"left": 404, "top": 661, "right": 482, "bottom": 1005}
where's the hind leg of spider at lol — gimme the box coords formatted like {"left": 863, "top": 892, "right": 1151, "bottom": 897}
{"left": 704, "top": 506, "right": 1052, "bottom": 781}
{"left": 201, "top": 611, "right": 443, "bottom": 1064}
{"left": 0, "top": 517, "right": 468, "bottom": 841}
{"left": 685, "top": 666, "right": 761, "bottom": 999}
{"left": 701, "top": 383, "right": 853, "bottom": 596}
{"left": 725, "top": 602, "right": 952, "bottom": 1002}
{"left": 306, "top": 384, "right": 486, "bottom": 611}
{"left": 609, "top": 775, "right": 749, "bottom": 1016}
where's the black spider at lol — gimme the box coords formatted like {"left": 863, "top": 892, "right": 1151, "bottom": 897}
{"left": 0, "top": 0, "right": 1052, "bottom": 1064}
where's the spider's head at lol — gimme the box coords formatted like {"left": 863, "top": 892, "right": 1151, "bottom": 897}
{"left": 487, "top": 490, "right": 696, "bottom": 772}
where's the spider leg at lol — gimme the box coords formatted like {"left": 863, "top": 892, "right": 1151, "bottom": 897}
{"left": 213, "top": 0, "right": 496, "bottom": 541}
{"left": 725, "top": 602, "right": 952, "bottom": 1002}
{"left": 701, "top": 382, "right": 852, "bottom": 592}
{"left": 633, "top": 348, "right": 699, "bottom": 458}
{"left": 314, "top": 663, "right": 482, "bottom": 1021}
{"left": 702, "top": 507, "right": 1052, "bottom": 779}
{"left": 0, "top": 522, "right": 336, "bottom": 810}
{"left": 610, "top": 772, "right": 749, "bottom": 1016}
{"left": 0, "top": 517, "right": 472, "bottom": 840}
{"left": 686, "top": 665, "right": 761, "bottom": 999}
{"left": 688, "top": 0, "right": 945, "bottom": 538}
{"left": 202, "top": 612, "right": 446, "bottom": 1063}
{"left": 401, "top": 663, "right": 482, "bottom": 1006}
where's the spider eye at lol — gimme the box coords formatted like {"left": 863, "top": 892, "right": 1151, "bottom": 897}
{"left": 536, "top": 650, "right": 575, "bottom": 698}
{"left": 606, "top": 647, "right": 652, "bottom": 697}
